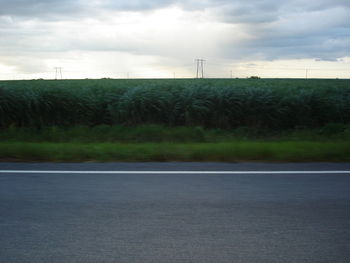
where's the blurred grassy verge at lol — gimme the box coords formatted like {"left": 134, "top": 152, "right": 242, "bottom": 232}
{"left": 1, "top": 123, "right": 350, "bottom": 143}
{"left": 0, "top": 141, "right": 349, "bottom": 162}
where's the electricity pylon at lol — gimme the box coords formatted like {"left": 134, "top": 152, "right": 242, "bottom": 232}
{"left": 55, "top": 67, "right": 63, "bottom": 80}
{"left": 195, "top": 59, "right": 205, "bottom": 78}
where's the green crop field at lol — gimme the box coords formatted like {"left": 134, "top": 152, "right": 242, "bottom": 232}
{"left": 1, "top": 78, "right": 350, "bottom": 162}
{"left": 1, "top": 78, "right": 350, "bottom": 130}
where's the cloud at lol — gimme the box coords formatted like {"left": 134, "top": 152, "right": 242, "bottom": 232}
{"left": 0, "top": 0, "right": 86, "bottom": 18}
{"left": 0, "top": 0, "right": 349, "bottom": 77}
{"left": 99, "top": 0, "right": 176, "bottom": 11}
{"left": 227, "top": 5, "right": 350, "bottom": 60}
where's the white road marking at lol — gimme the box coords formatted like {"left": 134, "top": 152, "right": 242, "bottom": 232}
{"left": 0, "top": 170, "right": 350, "bottom": 174}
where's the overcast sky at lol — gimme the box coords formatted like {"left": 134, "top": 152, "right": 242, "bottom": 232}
{"left": 0, "top": 0, "right": 349, "bottom": 79}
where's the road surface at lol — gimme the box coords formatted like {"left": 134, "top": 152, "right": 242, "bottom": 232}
{"left": 1, "top": 162, "right": 350, "bottom": 263}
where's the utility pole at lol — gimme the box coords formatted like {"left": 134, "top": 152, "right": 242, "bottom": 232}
{"left": 305, "top": 69, "right": 308, "bottom": 79}
{"left": 230, "top": 70, "right": 233, "bottom": 78}
{"left": 54, "top": 67, "right": 63, "bottom": 80}
{"left": 195, "top": 59, "right": 205, "bottom": 78}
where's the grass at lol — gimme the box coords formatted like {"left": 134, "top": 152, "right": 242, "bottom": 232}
{"left": 1, "top": 141, "right": 349, "bottom": 162}
{"left": 1, "top": 124, "right": 350, "bottom": 143}
{"left": 0, "top": 125, "right": 212, "bottom": 143}
{"left": 1, "top": 124, "right": 349, "bottom": 162}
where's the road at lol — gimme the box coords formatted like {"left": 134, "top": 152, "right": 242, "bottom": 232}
{"left": 1, "top": 162, "right": 350, "bottom": 263}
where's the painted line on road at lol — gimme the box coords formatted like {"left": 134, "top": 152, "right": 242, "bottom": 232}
{"left": 0, "top": 170, "right": 350, "bottom": 174}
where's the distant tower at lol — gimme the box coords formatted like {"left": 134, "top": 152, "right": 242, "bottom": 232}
{"left": 195, "top": 59, "right": 205, "bottom": 78}
{"left": 55, "top": 67, "right": 63, "bottom": 80}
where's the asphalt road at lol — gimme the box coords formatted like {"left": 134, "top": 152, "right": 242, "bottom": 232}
{"left": 1, "top": 162, "right": 350, "bottom": 263}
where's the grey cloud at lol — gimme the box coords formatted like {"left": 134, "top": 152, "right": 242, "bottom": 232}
{"left": 0, "top": 0, "right": 85, "bottom": 18}
{"left": 0, "top": 0, "right": 349, "bottom": 73}
{"left": 216, "top": 1, "right": 350, "bottom": 61}
{"left": 211, "top": 0, "right": 282, "bottom": 24}
{"left": 0, "top": 0, "right": 183, "bottom": 18}
{"left": 1, "top": 0, "right": 349, "bottom": 26}
{"left": 225, "top": 25, "right": 350, "bottom": 61}
{"left": 99, "top": 0, "right": 176, "bottom": 11}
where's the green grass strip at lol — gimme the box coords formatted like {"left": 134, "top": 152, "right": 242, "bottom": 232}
{"left": 0, "top": 141, "right": 349, "bottom": 162}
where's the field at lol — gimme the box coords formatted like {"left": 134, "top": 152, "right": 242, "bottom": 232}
{"left": 1, "top": 78, "right": 350, "bottom": 161}
{"left": 1, "top": 78, "right": 350, "bottom": 129}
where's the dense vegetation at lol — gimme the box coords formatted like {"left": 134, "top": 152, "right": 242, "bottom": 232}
{"left": 1, "top": 78, "right": 350, "bottom": 130}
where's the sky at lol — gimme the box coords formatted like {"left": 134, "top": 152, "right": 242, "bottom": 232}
{"left": 0, "top": 0, "right": 349, "bottom": 79}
